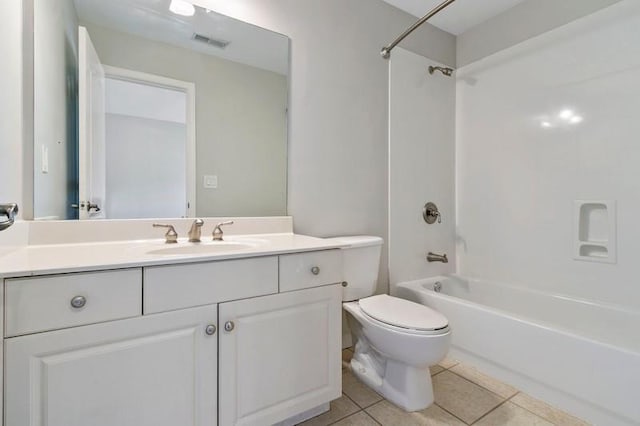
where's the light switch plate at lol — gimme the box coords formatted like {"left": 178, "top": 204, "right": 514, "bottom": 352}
{"left": 203, "top": 175, "right": 218, "bottom": 189}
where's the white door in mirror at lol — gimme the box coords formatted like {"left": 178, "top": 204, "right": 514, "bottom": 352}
{"left": 78, "top": 26, "right": 106, "bottom": 220}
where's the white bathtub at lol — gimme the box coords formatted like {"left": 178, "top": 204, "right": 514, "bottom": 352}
{"left": 395, "top": 275, "right": 640, "bottom": 426}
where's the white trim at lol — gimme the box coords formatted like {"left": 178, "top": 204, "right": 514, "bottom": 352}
{"left": 102, "top": 65, "right": 197, "bottom": 218}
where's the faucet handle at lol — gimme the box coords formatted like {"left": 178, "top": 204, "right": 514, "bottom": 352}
{"left": 212, "top": 221, "right": 234, "bottom": 241}
{"left": 0, "top": 203, "right": 19, "bottom": 232}
{"left": 153, "top": 224, "right": 178, "bottom": 244}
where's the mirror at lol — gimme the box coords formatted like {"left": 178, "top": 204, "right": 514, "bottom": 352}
{"left": 32, "top": 0, "right": 289, "bottom": 220}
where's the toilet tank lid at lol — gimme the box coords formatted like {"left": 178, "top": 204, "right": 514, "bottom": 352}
{"left": 325, "top": 236, "right": 383, "bottom": 248}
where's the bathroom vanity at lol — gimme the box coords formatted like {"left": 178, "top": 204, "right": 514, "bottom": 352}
{"left": 0, "top": 220, "right": 346, "bottom": 426}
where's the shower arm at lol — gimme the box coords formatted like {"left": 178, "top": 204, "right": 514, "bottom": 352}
{"left": 381, "top": 0, "right": 456, "bottom": 60}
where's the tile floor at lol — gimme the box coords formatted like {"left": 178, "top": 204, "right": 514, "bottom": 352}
{"left": 298, "top": 349, "right": 589, "bottom": 426}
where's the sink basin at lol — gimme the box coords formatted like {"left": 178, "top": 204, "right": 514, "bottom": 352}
{"left": 148, "top": 242, "right": 256, "bottom": 256}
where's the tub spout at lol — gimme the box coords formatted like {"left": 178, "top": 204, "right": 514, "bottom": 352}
{"left": 427, "top": 252, "right": 448, "bottom": 263}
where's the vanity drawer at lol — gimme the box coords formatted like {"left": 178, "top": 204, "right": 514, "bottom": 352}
{"left": 4, "top": 269, "right": 142, "bottom": 337}
{"left": 279, "top": 250, "right": 343, "bottom": 292}
{"left": 144, "top": 256, "right": 278, "bottom": 314}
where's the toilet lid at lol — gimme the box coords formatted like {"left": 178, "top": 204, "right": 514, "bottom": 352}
{"left": 358, "top": 295, "right": 448, "bottom": 331}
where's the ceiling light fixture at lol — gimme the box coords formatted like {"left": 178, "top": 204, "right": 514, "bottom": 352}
{"left": 170, "top": 0, "right": 195, "bottom": 16}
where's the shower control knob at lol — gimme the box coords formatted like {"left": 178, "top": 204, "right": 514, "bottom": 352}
{"left": 205, "top": 324, "right": 217, "bottom": 336}
{"left": 224, "top": 321, "right": 235, "bottom": 332}
{"left": 311, "top": 266, "right": 321, "bottom": 275}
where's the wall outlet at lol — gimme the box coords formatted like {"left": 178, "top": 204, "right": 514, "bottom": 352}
{"left": 203, "top": 175, "right": 218, "bottom": 189}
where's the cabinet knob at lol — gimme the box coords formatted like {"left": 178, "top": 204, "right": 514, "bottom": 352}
{"left": 224, "top": 321, "right": 235, "bottom": 332}
{"left": 70, "top": 296, "right": 87, "bottom": 309}
{"left": 310, "top": 266, "right": 321, "bottom": 275}
{"left": 205, "top": 324, "right": 217, "bottom": 336}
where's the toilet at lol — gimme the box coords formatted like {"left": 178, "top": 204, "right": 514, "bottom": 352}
{"left": 330, "top": 236, "right": 451, "bottom": 412}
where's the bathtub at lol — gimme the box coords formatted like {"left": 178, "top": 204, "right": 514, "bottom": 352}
{"left": 395, "top": 275, "right": 640, "bottom": 426}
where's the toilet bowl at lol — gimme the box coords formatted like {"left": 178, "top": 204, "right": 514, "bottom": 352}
{"left": 343, "top": 295, "right": 451, "bottom": 411}
{"left": 327, "top": 236, "right": 452, "bottom": 412}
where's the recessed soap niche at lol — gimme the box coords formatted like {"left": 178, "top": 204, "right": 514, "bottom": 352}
{"left": 574, "top": 200, "right": 616, "bottom": 264}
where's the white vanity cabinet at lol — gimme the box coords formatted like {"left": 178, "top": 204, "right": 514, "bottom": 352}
{"left": 219, "top": 285, "right": 342, "bottom": 426}
{"left": 2, "top": 249, "right": 343, "bottom": 426}
{"left": 4, "top": 305, "right": 218, "bottom": 426}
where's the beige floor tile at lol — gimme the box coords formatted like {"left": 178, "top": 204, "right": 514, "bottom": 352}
{"left": 511, "top": 393, "right": 590, "bottom": 425}
{"left": 432, "top": 371, "right": 504, "bottom": 424}
{"left": 332, "top": 411, "right": 379, "bottom": 426}
{"left": 298, "top": 394, "right": 360, "bottom": 426}
{"left": 366, "top": 400, "right": 465, "bottom": 426}
{"left": 475, "top": 402, "right": 553, "bottom": 426}
{"left": 429, "top": 365, "right": 445, "bottom": 376}
{"left": 438, "top": 357, "right": 459, "bottom": 369}
{"left": 449, "top": 364, "right": 518, "bottom": 399}
{"left": 342, "top": 370, "right": 384, "bottom": 408}
{"left": 342, "top": 349, "right": 354, "bottom": 371}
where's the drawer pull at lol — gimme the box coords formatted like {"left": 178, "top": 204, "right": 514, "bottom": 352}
{"left": 70, "top": 296, "right": 87, "bottom": 309}
{"left": 205, "top": 324, "right": 217, "bottom": 336}
{"left": 310, "top": 266, "right": 321, "bottom": 275}
{"left": 224, "top": 321, "right": 235, "bottom": 332}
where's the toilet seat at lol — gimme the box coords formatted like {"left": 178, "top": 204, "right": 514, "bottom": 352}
{"left": 358, "top": 295, "right": 448, "bottom": 332}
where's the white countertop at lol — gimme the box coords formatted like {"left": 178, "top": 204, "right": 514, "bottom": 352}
{"left": 0, "top": 233, "right": 349, "bottom": 278}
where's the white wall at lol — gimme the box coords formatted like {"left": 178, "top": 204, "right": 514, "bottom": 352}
{"left": 389, "top": 48, "right": 455, "bottom": 289}
{"left": 456, "top": 0, "right": 640, "bottom": 310}
{"left": 457, "top": 0, "right": 622, "bottom": 66}
{"left": 0, "top": 1, "right": 25, "bottom": 216}
{"left": 32, "top": 0, "right": 78, "bottom": 220}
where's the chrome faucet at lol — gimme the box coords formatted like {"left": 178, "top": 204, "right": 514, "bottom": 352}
{"left": 0, "top": 203, "right": 18, "bottom": 232}
{"left": 427, "top": 252, "right": 448, "bottom": 263}
{"left": 188, "top": 219, "right": 204, "bottom": 242}
{"left": 212, "top": 221, "right": 234, "bottom": 241}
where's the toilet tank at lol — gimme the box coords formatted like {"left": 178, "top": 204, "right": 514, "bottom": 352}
{"left": 325, "top": 236, "right": 383, "bottom": 301}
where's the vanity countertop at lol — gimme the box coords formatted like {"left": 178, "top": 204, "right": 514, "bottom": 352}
{"left": 0, "top": 233, "right": 350, "bottom": 278}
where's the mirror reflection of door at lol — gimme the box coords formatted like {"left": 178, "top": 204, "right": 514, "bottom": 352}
{"left": 102, "top": 67, "right": 195, "bottom": 219}
{"left": 78, "top": 26, "right": 106, "bottom": 220}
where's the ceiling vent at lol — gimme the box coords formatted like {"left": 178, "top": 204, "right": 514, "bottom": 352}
{"left": 192, "top": 33, "right": 230, "bottom": 49}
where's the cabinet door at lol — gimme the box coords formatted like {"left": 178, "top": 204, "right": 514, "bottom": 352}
{"left": 5, "top": 306, "right": 218, "bottom": 426}
{"left": 219, "top": 285, "right": 342, "bottom": 426}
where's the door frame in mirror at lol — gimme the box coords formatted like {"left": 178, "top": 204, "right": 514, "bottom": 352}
{"left": 101, "top": 65, "right": 197, "bottom": 218}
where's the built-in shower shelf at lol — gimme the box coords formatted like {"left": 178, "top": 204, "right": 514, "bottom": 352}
{"left": 574, "top": 201, "right": 616, "bottom": 264}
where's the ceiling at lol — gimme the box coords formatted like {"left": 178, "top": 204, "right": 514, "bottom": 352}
{"left": 382, "top": 0, "right": 526, "bottom": 35}
{"left": 74, "top": 0, "right": 289, "bottom": 75}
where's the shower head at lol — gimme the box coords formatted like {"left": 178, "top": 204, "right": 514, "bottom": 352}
{"left": 428, "top": 66, "right": 454, "bottom": 77}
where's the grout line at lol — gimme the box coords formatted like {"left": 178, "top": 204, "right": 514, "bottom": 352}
{"left": 469, "top": 392, "right": 519, "bottom": 425}
{"left": 326, "top": 408, "right": 363, "bottom": 426}
{"left": 431, "top": 368, "right": 446, "bottom": 377}
{"left": 361, "top": 396, "right": 384, "bottom": 410}
{"left": 469, "top": 399, "right": 510, "bottom": 425}
{"left": 434, "top": 403, "right": 471, "bottom": 425}
{"left": 321, "top": 394, "right": 360, "bottom": 426}
{"left": 508, "top": 393, "right": 578, "bottom": 425}
{"left": 363, "top": 410, "right": 383, "bottom": 425}
{"left": 446, "top": 369, "right": 508, "bottom": 401}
